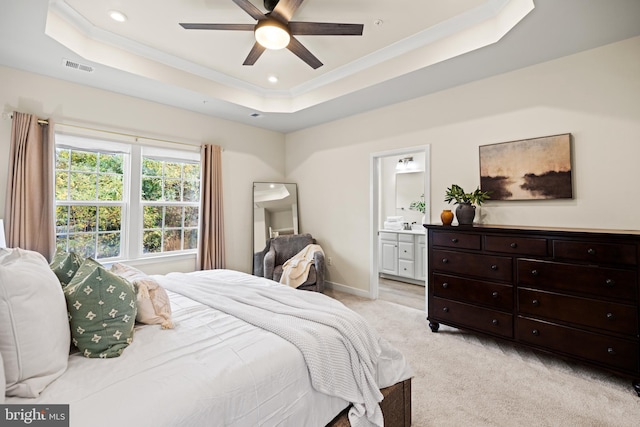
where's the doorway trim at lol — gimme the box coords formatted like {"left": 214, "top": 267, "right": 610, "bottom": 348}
{"left": 369, "top": 145, "right": 431, "bottom": 302}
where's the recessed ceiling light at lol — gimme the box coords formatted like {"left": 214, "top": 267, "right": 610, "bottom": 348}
{"left": 109, "top": 10, "right": 127, "bottom": 23}
{"left": 267, "top": 75, "right": 278, "bottom": 84}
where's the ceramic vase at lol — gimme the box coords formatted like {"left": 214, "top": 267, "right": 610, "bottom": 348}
{"left": 440, "top": 210, "right": 454, "bottom": 226}
{"left": 455, "top": 202, "right": 476, "bottom": 225}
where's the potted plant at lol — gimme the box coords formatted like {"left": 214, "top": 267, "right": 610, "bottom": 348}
{"left": 444, "top": 184, "right": 490, "bottom": 225}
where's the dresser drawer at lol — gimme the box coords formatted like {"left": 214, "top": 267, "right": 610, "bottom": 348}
{"left": 432, "top": 297, "right": 513, "bottom": 338}
{"left": 432, "top": 273, "right": 513, "bottom": 310}
{"left": 432, "top": 231, "right": 481, "bottom": 250}
{"left": 518, "top": 289, "right": 638, "bottom": 336}
{"left": 553, "top": 240, "right": 637, "bottom": 266}
{"left": 431, "top": 249, "right": 512, "bottom": 281}
{"left": 516, "top": 317, "right": 639, "bottom": 373}
{"left": 518, "top": 259, "right": 637, "bottom": 302}
{"left": 484, "top": 235, "right": 548, "bottom": 257}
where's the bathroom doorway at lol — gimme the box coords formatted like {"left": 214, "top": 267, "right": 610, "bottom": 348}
{"left": 369, "top": 146, "right": 430, "bottom": 311}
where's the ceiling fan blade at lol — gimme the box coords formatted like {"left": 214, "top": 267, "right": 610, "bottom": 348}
{"left": 270, "top": 0, "right": 304, "bottom": 23}
{"left": 232, "top": 0, "right": 266, "bottom": 21}
{"left": 243, "top": 42, "right": 267, "bottom": 66}
{"left": 287, "top": 36, "right": 322, "bottom": 69}
{"left": 289, "top": 22, "right": 364, "bottom": 36}
{"left": 179, "top": 23, "right": 255, "bottom": 31}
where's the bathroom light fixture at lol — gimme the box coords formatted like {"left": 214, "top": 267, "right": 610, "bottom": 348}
{"left": 396, "top": 156, "right": 418, "bottom": 172}
{"left": 108, "top": 10, "right": 127, "bottom": 23}
{"left": 255, "top": 19, "right": 290, "bottom": 50}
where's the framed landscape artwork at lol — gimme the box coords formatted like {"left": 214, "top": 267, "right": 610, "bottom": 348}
{"left": 479, "top": 133, "right": 573, "bottom": 201}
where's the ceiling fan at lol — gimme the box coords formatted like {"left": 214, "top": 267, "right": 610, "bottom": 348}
{"left": 179, "top": 0, "right": 364, "bottom": 69}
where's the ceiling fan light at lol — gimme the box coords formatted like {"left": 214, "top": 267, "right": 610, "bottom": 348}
{"left": 255, "top": 20, "right": 290, "bottom": 50}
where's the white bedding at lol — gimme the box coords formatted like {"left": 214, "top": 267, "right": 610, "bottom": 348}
{"left": 6, "top": 269, "right": 412, "bottom": 427}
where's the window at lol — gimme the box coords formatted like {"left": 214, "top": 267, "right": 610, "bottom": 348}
{"left": 54, "top": 133, "right": 200, "bottom": 261}
{"left": 140, "top": 153, "right": 200, "bottom": 254}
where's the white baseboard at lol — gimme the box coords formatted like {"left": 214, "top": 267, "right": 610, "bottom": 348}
{"left": 325, "top": 281, "right": 372, "bottom": 299}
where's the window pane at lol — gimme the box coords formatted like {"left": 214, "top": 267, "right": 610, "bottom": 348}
{"left": 165, "top": 162, "right": 182, "bottom": 179}
{"left": 56, "top": 235, "right": 68, "bottom": 253}
{"left": 165, "top": 206, "right": 182, "bottom": 228}
{"left": 142, "top": 177, "right": 162, "bottom": 200}
{"left": 185, "top": 229, "right": 198, "bottom": 250}
{"left": 56, "top": 149, "right": 70, "bottom": 170}
{"left": 98, "top": 233, "right": 121, "bottom": 258}
{"left": 185, "top": 206, "right": 199, "bottom": 227}
{"left": 142, "top": 158, "right": 162, "bottom": 176}
{"left": 164, "top": 179, "right": 181, "bottom": 201}
{"left": 143, "top": 230, "right": 162, "bottom": 253}
{"left": 98, "top": 174, "right": 123, "bottom": 201}
{"left": 55, "top": 172, "right": 69, "bottom": 200}
{"left": 56, "top": 206, "right": 69, "bottom": 234}
{"left": 70, "top": 206, "right": 97, "bottom": 233}
{"left": 70, "top": 151, "right": 97, "bottom": 172}
{"left": 69, "top": 234, "right": 96, "bottom": 258}
{"left": 70, "top": 172, "right": 97, "bottom": 200}
{"left": 99, "top": 153, "right": 123, "bottom": 174}
{"left": 164, "top": 230, "right": 182, "bottom": 252}
{"left": 98, "top": 206, "right": 121, "bottom": 231}
{"left": 143, "top": 206, "right": 163, "bottom": 228}
{"left": 183, "top": 180, "right": 199, "bottom": 202}
{"left": 183, "top": 163, "right": 200, "bottom": 180}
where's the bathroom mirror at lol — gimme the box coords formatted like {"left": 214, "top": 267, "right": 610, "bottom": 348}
{"left": 396, "top": 172, "right": 424, "bottom": 213}
{"left": 253, "top": 182, "right": 299, "bottom": 253}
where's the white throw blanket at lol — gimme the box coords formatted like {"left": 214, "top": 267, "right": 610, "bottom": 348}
{"left": 160, "top": 270, "right": 409, "bottom": 427}
{"left": 280, "top": 243, "right": 324, "bottom": 288}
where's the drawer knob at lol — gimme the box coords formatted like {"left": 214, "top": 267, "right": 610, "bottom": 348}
{"left": 492, "top": 291, "right": 499, "bottom": 298}
{"left": 605, "top": 279, "right": 615, "bottom": 287}
{"left": 442, "top": 258, "right": 449, "bottom": 264}
{"left": 606, "top": 312, "right": 614, "bottom": 320}
{"left": 491, "top": 264, "right": 498, "bottom": 271}
{"left": 442, "top": 282, "right": 449, "bottom": 289}
{"left": 587, "top": 248, "right": 596, "bottom": 255}
{"left": 510, "top": 242, "right": 518, "bottom": 249}
{"left": 532, "top": 299, "right": 539, "bottom": 306}
{"left": 443, "top": 307, "right": 449, "bottom": 313}
{"left": 451, "top": 238, "right": 458, "bottom": 243}
{"left": 607, "top": 347, "right": 616, "bottom": 355}
{"left": 532, "top": 329, "right": 540, "bottom": 336}
{"left": 531, "top": 269, "right": 539, "bottom": 276}
{"left": 492, "top": 319, "right": 499, "bottom": 326}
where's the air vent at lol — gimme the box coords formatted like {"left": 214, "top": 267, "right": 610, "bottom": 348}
{"left": 62, "top": 58, "right": 94, "bottom": 73}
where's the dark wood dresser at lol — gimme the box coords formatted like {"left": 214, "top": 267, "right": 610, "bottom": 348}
{"left": 424, "top": 224, "right": 640, "bottom": 394}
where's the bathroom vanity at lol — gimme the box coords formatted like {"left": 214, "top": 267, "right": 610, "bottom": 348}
{"left": 379, "top": 229, "right": 426, "bottom": 285}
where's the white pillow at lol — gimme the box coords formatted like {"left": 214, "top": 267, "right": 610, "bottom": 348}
{"left": 0, "top": 248, "right": 70, "bottom": 397}
{"left": 1, "top": 351, "right": 5, "bottom": 403}
{"left": 110, "top": 263, "right": 174, "bottom": 329}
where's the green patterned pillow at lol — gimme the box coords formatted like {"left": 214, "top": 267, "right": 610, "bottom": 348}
{"left": 50, "top": 251, "right": 85, "bottom": 286}
{"left": 64, "top": 258, "right": 137, "bottom": 358}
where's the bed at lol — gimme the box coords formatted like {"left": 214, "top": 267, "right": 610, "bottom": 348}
{"left": 1, "top": 248, "right": 412, "bottom": 427}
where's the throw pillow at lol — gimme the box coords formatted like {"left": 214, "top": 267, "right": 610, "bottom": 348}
{"left": 0, "top": 248, "right": 70, "bottom": 398}
{"left": 65, "top": 258, "right": 137, "bottom": 358}
{"left": 50, "top": 250, "right": 84, "bottom": 286}
{"left": 110, "top": 263, "right": 174, "bottom": 329}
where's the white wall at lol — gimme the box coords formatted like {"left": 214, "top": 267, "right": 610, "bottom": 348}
{"left": 0, "top": 66, "right": 286, "bottom": 274}
{"left": 286, "top": 36, "right": 640, "bottom": 294}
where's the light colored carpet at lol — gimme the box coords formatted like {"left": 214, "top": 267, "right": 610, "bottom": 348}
{"left": 327, "top": 289, "right": 640, "bottom": 427}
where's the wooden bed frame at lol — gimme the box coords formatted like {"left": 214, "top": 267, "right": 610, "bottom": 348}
{"left": 326, "top": 378, "right": 412, "bottom": 427}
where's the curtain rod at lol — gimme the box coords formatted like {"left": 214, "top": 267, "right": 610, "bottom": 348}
{"left": 7, "top": 113, "right": 207, "bottom": 149}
